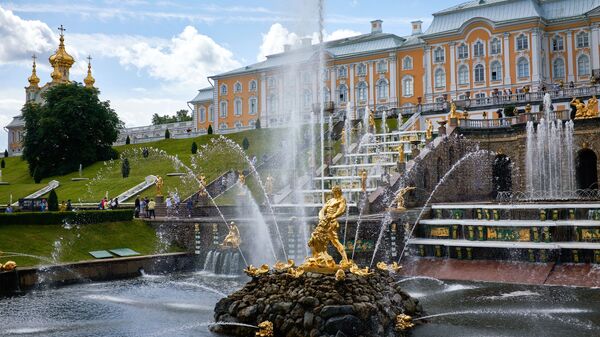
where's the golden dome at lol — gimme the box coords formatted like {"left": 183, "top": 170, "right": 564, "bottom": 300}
{"left": 48, "top": 26, "right": 74, "bottom": 68}
{"left": 27, "top": 56, "right": 40, "bottom": 88}
{"left": 84, "top": 57, "right": 95, "bottom": 88}
{"left": 50, "top": 64, "right": 62, "bottom": 82}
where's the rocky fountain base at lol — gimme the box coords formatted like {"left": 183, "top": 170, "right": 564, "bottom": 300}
{"left": 211, "top": 266, "right": 423, "bottom": 337}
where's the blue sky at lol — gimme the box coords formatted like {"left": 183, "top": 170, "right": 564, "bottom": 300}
{"left": 0, "top": 0, "right": 460, "bottom": 151}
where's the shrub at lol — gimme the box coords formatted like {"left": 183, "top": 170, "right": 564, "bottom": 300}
{"left": 242, "top": 137, "right": 250, "bottom": 150}
{"left": 3, "top": 149, "right": 7, "bottom": 158}
{"left": 0, "top": 159, "right": 4, "bottom": 169}
{"left": 125, "top": 135, "right": 131, "bottom": 145}
{"left": 207, "top": 124, "right": 213, "bottom": 135}
{"left": 121, "top": 158, "right": 130, "bottom": 178}
{"left": 0, "top": 209, "right": 134, "bottom": 226}
{"left": 504, "top": 105, "right": 517, "bottom": 117}
{"left": 48, "top": 190, "right": 59, "bottom": 211}
{"left": 255, "top": 119, "right": 261, "bottom": 129}
{"left": 165, "top": 129, "right": 170, "bottom": 139}
{"left": 191, "top": 141, "right": 198, "bottom": 154}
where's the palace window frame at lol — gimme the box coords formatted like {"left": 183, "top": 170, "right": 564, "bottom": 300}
{"left": 552, "top": 35, "right": 564, "bottom": 52}
{"left": 234, "top": 81, "right": 242, "bottom": 93}
{"left": 219, "top": 100, "right": 228, "bottom": 118}
{"left": 357, "top": 63, "right": 367, "bottom": 76}
{"left": 457, "top": 43, "right": 468, "bottom": 59}
{"left": 402, "top": 76, "right": 414, "bottom": 97}
{"left": 516, "top": 34, "right": 529, "bottom": 51}
{"left": 434, "top": 68, "right": 446, "bottom": 89}
{"left": 199, "top": 106, "right": 206, "bottom": 123}
{"left": 553, "top": 58, "right": 566, "bottom": 79}
{"left": 357, "top": 81, "right": 368, "bottom": 101}
{"left": 577, "top": 32, "right": 590, "bottom": 48}
{"left": 338, "top": 84, "right": 348, "bottom": 103}
{"left": 578, "top": 54, "right": 591, "bottom": 76}
{"left": 249, "top": 80, "right": 257, "bottom": 92}
{"left": 377, "top": 60, "right": 388, "bottom": 73}
{"left": 402, "top": 56, "right": 413, "bottom": 70}
{"left": 474, "top": 64, "right": 485, "bottom": 83}
{"left": 337, "top": 66, "right": 347, "bottom": 78}
{"left": 517, "top": 57, "right": 530, "bottom": 78}
{"left": 220, "top": 84, "right": 228, "bottom": 95}
{"left": 376, "top": 79, "right": 389, "bottom": 99}
{"left": 490, "top": 61, "right": 502, "bottom": 81}
{"left": 458, "top": 65, "right": 469, "bottom": 85}
{"left": 249, "top": 96, "right": 258, "bottom": 115}
{"left": 490, "top": 38, "right": 501, "bottom": 55}
{"left": 473, "top": 41, "right": 485, "bottom": 57}
{"left": 434, "top": 47, "right": 445, "bottom": 63}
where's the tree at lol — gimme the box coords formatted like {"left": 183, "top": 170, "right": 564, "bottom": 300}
{"left": 151, "top": 109, "right": 193, "bottom": 125}
{"left": 165, "top": 129, "right": 171, "bottom": 139}
{"left": 121, "top": 158, "right": 130, "bottom": 178}
{"left": 0, "top": 159, "right": 4, "bottom": 169}
{"left": 3, "top": 150, "right": 7, "bottom": 158}
{"left": 125, "top": 135, "right": 131, "bottom": 145}
{"left": 22, "top": 83, "right": 122, "bottom": 180}
{"left": 191, "top": 141, "right": 198, "bottom": 154}
{"left": 255, "top": 118, "right": 261, "bottom": 129}
{"left": 242, "top": 137, "right": 250, "bottom": 150}
{"left": 33, "top": 166, "right": 42, "bottom": 183}
{"left": 48, "top": 189, "right": 59, "bottom": 211}
{"left": 207, "top": 124, "right": 213, "bottom": 135}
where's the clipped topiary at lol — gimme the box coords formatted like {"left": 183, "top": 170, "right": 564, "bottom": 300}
{"left": 191, "top": 141, "right": 198, "bottom": 154}
{"left": 48, "top": 189, "right": 59, "bottom": 211}
{"left": 165, "top": 129, "right": 171, "bottom": 139}
{"left": 207, "top": 124, "right": 213, "bottom": 135}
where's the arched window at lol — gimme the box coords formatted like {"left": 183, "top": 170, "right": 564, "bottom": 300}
{"left": 434, "top": 47, "right": 445, "bottom": 63}
{"left": 577, "top": 32, "right": 590, "bottom": 48}
{"left": 199, "top": 106, "right": 206, "bottom": 123}
{"left": 402, "top": 76, "right": 413, "bottom": 97}
{"left": 357, "top": 81, "right": 368, "bottom": 101}
{"left": 303, "top": 89, "right": 312, "bottom": 108}
{"left": 220, "top": 84, "right": 227, "bottom": 95}
{"left": 553, "top": 58, "right": 565, "bottom": 79}
{"left": 377, "top": 60, "right": 387, "bottom": 73}
{"left": 338, "top": 84, "right": 348, "bottom": 102}
{"left": 517, "top": 57, "right": 530, "bottom": 78}
{"left": 234, "top": 121, "right": 243, "bottom": 129}
{"left": 457, "top": 44, "right": 468, "bottom": 59}
{"left": 474, "top": 64, "right": 485, "bottom": 83}
{"left": 219, "top": 100, "right": 228, "bottom": 117}
{"left": 234, "top": 98, "right": 242, "bottom": 116}
{"left": 458, "top": 65, "right": 469, "bottom": 85}
{"left": 376, "top": 79, "right": 388, "bottom": 99}
{"left": 249, "top": 80, "right": 257, "bottom": 91}
{"left": 338, "top": 66, "right": 347, "bottom": 78}
{"left": 357, "top": 63, "right": 367, "bottom": 76}
{"left": 473, "top": 41, "right": 484, "bottom": 57}
{"left": 249, "top": 96, "right": 258, "bottom": 115}
{"left": 234, "top": 82, "right": 242, "bottom": 93}
{"left": 517, "top": 34, "right": 529, "bottom": 51}
{"left": 323, "top": 86, "right": 331, "bottom": 102}
{"left": 219, "top": 123, "right": 228, "bottom": 130}
{"left": 552, "top": 35, "right": 564, "bottom": 52}
{"left": 490, "top": 38, "right": 501, "bottom": 54}
{"left": 578, "top": 55, "right": 591, "bottom": 76}
{"left": 403, "top": 56, "right": 413, "bottom": 70}
{"left": 434, "top": 68, "right": 446, "bottom": 88}
{"left": 490, "top": 61, "right": 502, "bottom": 81}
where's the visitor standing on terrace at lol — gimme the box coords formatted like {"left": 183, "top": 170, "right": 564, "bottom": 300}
{"left": 134, "top": 196, "right": 140, "bottom": 218}
{"left": 147, "top": 199, "right": 156, "bottom": 219}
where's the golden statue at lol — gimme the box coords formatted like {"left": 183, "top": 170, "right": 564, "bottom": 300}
{"left": 304, "top": 186, "right": 349, "bottom": 270}
{"left": 244, "top": 264, "right": 270, "bottom": 277}
{"left": 395, "top": 314, "right": 414, "bottom": 331}
{"left": 221, "top": 221, "right": 241, "bottom": 248}
{"left": 265, "top": 175, "right": 274, "bottom": 195}
{"left": 360, "top": 169, "right": 368, "bottom": 192}
{"left": 335, "top": 269, "right": 346, "bottom": 281}
{"left": 449, "top": 101, "right": 458, "bottom": 119}
{"left": 571, "top": 97, "right": 587, "bottom": 119}
{"left": 238, "top": 170, "right": 245, "bottom": 185}
{"left": 198, "top": 174, "right": 207, "bottom": 197}
{"left": 256, "top": 321, "right": 274, "bottom": 337}
{"left": 462, "top": 110, "right": 469, "bottom": 120}
{"left": 286, "top": 267, "right": 304, "bottom": 278}
{"left": 395, "top": 186, "right": 415, "bottom": 210}
{"left": 525, "top": 104, "right": 532, "bottom": 114}
{"left": 425, "top": 119, "right": 433, "bottom": 140}
{"left": 586, "top": 96, "right": 598, "bottom": 118}
{"left": 2, "top": 261, "right": 16, "bottom": 271}
{"left": 155, "top": 176, "right": 164, "bottom": 196}
{"left": 341, "top": 129, "right": 346, "bottom": 145}
{"left": 376, "top": 261, "right": 403, "bottom": 273}
{"left": 349, "top": 264, "right": 373, "bottom": 276}
{"left": 273, "top": 259, "right": 295, "bottom": 271}
{"left": 369, "top": 109, "right": 375, "bottom": 128}
{"left": 396, "top": 144, "right": 405, "bottom": 163}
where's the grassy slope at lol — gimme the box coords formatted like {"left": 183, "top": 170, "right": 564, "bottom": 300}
{"left": 0, "top": 220, "right": 182, "bottom": 267}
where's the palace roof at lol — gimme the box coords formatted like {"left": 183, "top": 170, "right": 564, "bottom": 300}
{"left": 188, "top": 87, "right": 213, "bottom": 104}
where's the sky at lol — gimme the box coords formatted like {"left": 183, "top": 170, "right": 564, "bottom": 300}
{"left": 0, "top": 0, "right": 461, "bottom": 151}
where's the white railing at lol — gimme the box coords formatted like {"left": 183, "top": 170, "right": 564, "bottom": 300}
{"left": 116, "top": 175, "right": 157, "bottom": 203}
{"left": 24, "top": 180, "right": 60, "bottom": 199}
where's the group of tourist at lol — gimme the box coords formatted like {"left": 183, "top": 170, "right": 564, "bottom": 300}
{"left": 98, "top": 197, "right": 119, "bottom": 210}
{"left": 134, "top": 195, "right": 156, "bottom": 219}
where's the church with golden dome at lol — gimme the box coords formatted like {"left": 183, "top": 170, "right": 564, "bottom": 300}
{"left": 5, "top": 25, "right": 96, "bottom": 156}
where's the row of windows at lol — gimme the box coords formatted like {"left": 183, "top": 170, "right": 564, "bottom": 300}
{"left": 433, "top": 34, "right": 529, "bottom": 63}
{"left": 434, "top": 57, "right": 530, "bottom": 88}
{"left": 336, "top": 60, "right": 389, "bottom": 78}
{"left": 331, "top": 79, "right": 390, "bottom": 103}
{"left": 220, "top": 80, "right": 258, "bottom": 95}
{"left": 210, "top": 120, "right": 257, "bottom": 131}
{"left": 551, "top": 54, "right": 591, "bottom": 78}
{"left": 552, "top": 32, "right": 590, "bottom": 51}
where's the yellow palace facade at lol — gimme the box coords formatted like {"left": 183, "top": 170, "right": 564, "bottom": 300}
{"left": 190, "top": 0, "right": 600, "bottom": 134}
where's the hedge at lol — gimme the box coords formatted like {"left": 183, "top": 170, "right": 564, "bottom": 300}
{"left": 0, "top": 209, "right": 134, "bottom": 226}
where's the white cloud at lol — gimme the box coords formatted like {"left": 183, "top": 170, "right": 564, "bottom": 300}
{"left": 106, "top": 96, "right": 189, "bottom": 128}
{"left": 0, "top": 88, "right": 25, "bottom": 152}
{"left": 257, "top": 23, "right": 362, "bottom": 61}
{"left": 0, "top": 7, "right": 56, "bottom": 64}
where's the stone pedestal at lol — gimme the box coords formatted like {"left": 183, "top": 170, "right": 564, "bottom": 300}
{"left": 396, "top": 161, "right": 406, "bottom": 173}
{"left": 155, "top": 195, "right": 164, "bottom": 204}
{"left": 437, "top": 125, "right": 446, "bottom": 136}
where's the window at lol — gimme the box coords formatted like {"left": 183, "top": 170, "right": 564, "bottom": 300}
{"left": 490, "top": 38, "right": 501, "bottom": 54}
{"left": 434, "top": 47, "right": 445, "bottom": 63}
{"left": 376, "top": 79, "right": 388, "bottom": 99}
{"left": 249, "top": 80, "right": 257, "bottom": 91}
{"left": 200, "top": 107, "right": 206, "bottom": 123}
{"left": 457, "top": 44, "right": 468, "bottom": 59}
{"left": 578, "top": 54, "right": 591, "bottom": 76}
{"left": 377, "top": 60, "right": 387, "bottom": 73}
{"left": 219, "top": 101, "right": 227, "bottom": 117}
{"left": 402, "top": 76, "right": 414, "bottom": 97}
{"left": 552, "top": 35, "right": 564, "bottom": 52}
{"left": 234, "top": 121, "right": 242, "bottom": 129}
{"left": 490, "top": 61, "right": 502, "bottom": 81}
{"left": 267, "top": 77, "right": 276, "bottom": 88}
{"left": 338, "top": 66, "right": 347, "bottom": 78}
{"left": 473, "top": 41, "right": 484, "bottom": 57}
{"left": 517, "top": 34, "right": 528, "bottom": 51}
{"left": 458, "top": 65, "right": 469, "bottom": 85}
{"left": 248, "top": 120, "right": 256, "bottom": 128}
{"left": 220, "top": 84, "right": 227, "bottom": 95}
{"left": 234, "top": 82, "right": 242, "bottom": 93}
{"left": 323, "top": 87, "right": 331, "bottom": 102}
{"left": 474, "top": 64, "right": 485, "bottom": 83}
{"left": 338, "top": 84, "right": 348, "bottom": 102}
{"left": 435, "top": 96, "right": 445, "bottom": 103}
{"left": 434, "top": 68, "right": 446, "bottom": 88}
{"left": 357, "top": 63, "right": 367, "bottom": 76}
{"left": 303, "top": 89, "right": 312, "bottom": 108}
{"left": 357, "top": 81, "right": 367, "bottom": 101}
{"left": 517, "top": 57, "right": 530, "bottom": 78}
{"left": 209, "top": 105, "right": 214, "bottom": 122}
{"left": 403, "top": 56, "right": 412, "bottom": 70}
{"left": 577, "top": 32, "right": 590, "bottom": 48}
{"left": 234, "top": 98, "right": 242, "bottom": 116}
{"left": 474, "top": 92, "right": 486, "bottom": 104}
{"left": 219, "top": 123, "right": 228, "bottom": 130}
{"left": 249, "top": 97, "right": 258, "bottom": 115}
{"left": 553, "top": 58, "right": 565, "bottom": 79}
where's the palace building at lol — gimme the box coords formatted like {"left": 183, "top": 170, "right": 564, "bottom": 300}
{"left": 5, "top": 25, "right": 96, "bottom": 156}
{"left": 188, "top": 0, "right": 600, "bottom": 134}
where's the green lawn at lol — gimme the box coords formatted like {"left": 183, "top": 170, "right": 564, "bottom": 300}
{"left": 0, "top": 220, "right": 182, "bottom": 267}
{"left": 0, "top": 128, "right": 286, "bottom": 204}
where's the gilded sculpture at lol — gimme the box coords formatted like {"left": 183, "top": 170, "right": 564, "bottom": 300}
{"left": 449, "top": 101, "right": 458, "bottom": 119}
{"left": 273, "top": 259, "right": 295, "bottom": 271}
{"left": 369, "top": 109, "right": 376, "bottom": 128}
{"left": 335, "top": 269, "right": 346, "bottom": 281}
{"left": 425, "top": 119, "right": 433, "bottom": 140}
{"left": 360, "top": 169, "right": 368, "bottom": 192}
{"left": 255, "top": 321, "right": 274, "bottom": 337}
{"left": 155, "top": 176, "right": 164, "bottom": 196}
{"left": 341, "top": 129, "right": 346, "bottom": 145}
{"left": 395, "top": 314, "right": 415, "bottom": 331}
{"left": 221, "top": 221, "right": 241, "bottom": 248}
{"left": 198, "top": 174, "right": 207, "bottom": 197}
{"left": 395, "top": 186, "right": 415, "bottom": 210}
{"left": 376, "top": 261, "right": 402, "bottom": 273}
{"left": 586, "top": 96, "right": 598, "bottom": 118}
{"left": 2, "top": 261, "right": 17, "bottom": 271}
{"left": 244, "top": 264, "right": 270, "bottom": 277}
{"left": 571, "top": 97, "right": 587, "bottom": 119}
{"left": 396, "top": 144, "right": 405, "bottom": 163}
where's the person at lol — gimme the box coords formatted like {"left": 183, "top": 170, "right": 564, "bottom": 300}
{"left": 165, "top": 195, "right": 172, "bottom": 217}
{"left": 40, "top": 199, "right": 47, "bottom": 212}
{"left": 59, "top": 201, "right": 67, "bottom": 212}
{"left": 66, "top": 199, "right": 73, "bottom": 211}
{"left": 569, "top": 81, "right": 575, "bottom": 89}
{"left": 110, "top": 198, "right": 118, "bottom": 209}
{"left": 140, "top": 198, "right": 147, "bottom": 218}
{"left": 147, "top": 198, "right": 156, "bottom": 219}
{"left": 186, "top": 198, "right": 194, "bottom": 218}
{"left": 5, "top": 204, "right": 13, "bottom": 213}
{"left": 134, "top": 196, "right": 140, "bottom": 218}
{"left": 144, "top": 197, "right": 150, "bottom": 217}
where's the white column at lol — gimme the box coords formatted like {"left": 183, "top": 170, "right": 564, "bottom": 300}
{"left": 503, "top": 33, "right": 512, "bottom": 84}
{"left": 349, "top": 64, "right": 355, "bottom": 106}
{"left": 368, "top": 62, "right": 375, "bottom": 106}
{"left": 543, "top": 33, "right": 551, "bottom": 82}
{"left": 330, "top": 66, "right": 336, "bottom": 104}
{"left": 260, "top": 74, "right": 267, "bottom": 127}
{"left": 531, "top": 28, "right": 541, "bottom": 84}
{"left": 389, "top": 53, "right": 397, "bottom": 105}
{"left": 424, "top": 46, "right": 432, "bottom": 101}
{"left": 566, "top": 30, "right": 575, "bottom": 82}
{"left": 213, "top": 79, "right": 219, "bottom": 133}
{"left": 592, "top": 25, "right": 600, "bottom": 70}
{"left": 449, "top": 42, "right": 457, "bottom": 94}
